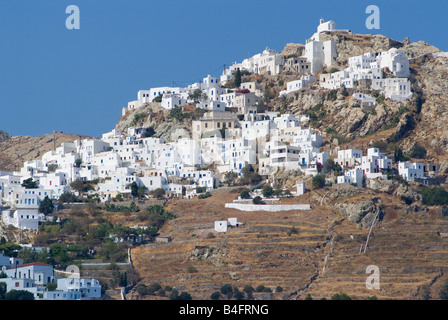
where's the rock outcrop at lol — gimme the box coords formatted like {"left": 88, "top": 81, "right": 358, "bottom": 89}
{"left": 334, "top": 199, "right": 384, "bottom": 228}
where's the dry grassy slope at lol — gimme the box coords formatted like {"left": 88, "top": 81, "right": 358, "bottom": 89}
{"left": 128, "top": 184, "right": 448, "bottom": 300}
{"left": 0, "top": 132, "right": 93, "bottom": 172}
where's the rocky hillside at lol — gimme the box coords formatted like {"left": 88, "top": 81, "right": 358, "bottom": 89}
{"left": 115, "top": 32, "right": 448, "bottom": 175}
{"left": 126, "top": 183, "right": 448, "bottom": 300}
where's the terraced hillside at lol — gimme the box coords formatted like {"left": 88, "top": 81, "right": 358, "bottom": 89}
{"left": 127, "top": 184, "right": 448, "bottom": 300}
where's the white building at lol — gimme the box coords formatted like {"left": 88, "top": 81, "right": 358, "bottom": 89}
{"left": 337, "top": 167, "right": 364, "bottom": 187}
{"left": 305, "top": 38, "right": 338, "bottom": 75}
{"left": 384, "top": 78, "right": 412, "bottom": 102}
{"left": 280, "top": 75, "right": 316, "bottom": 96}
{"left": 308, "top": 18, "right": 350, "bottom": 42}
{"left": 377, "top": 48, "right": 410, "bottom": 78}
{"left": 353, "top": 93, "right": 377, "bottom": 109}
{"left": 1, "top": 262, "right": 102, "bottom": 300}
{"left": 398, "top": 161, "right": 424, "bottom": 181}
{"left": 1, "top": 192, "right": 44, "bottom": 230}
{"left": 335, "top": 149, "right": 363, "bottom": 168}
{"left": 161, "top": 93, "right": 188, "bottom": 110}
{"left": 56, "top": 277, "right": 102, "bottom": 300}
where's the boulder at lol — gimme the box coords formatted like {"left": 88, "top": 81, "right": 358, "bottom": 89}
{"left": 334, "top": 199, "right": 384, "bottom": 228}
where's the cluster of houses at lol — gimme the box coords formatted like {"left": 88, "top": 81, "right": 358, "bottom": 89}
{"left": 334, "top": 147, "right": 438, "bottom": 186}
{"left": 0, "top": 254, "right": 101, "bottom": 300}
{"left": 0, "top": 19, "right": 435, "bottom": 230}
{"left": 276, "top": 19, "right": 412, "bottom": 105}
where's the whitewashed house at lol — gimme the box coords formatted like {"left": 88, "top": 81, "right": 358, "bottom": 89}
{"left": 161, "top": 93, "right": 188, "bottom": 110}
{"left": 335, "top": 149, "right": 363, "bottom": 168}
{"left": 1, "top": 262, "right": 101, "bottom": 300}
{"left": 1, "top": 193, "right": 44, "bottom": 230}
{"left": 279, "top": 75, "right": 316, "bottom": 96}
{"left": 353, "top": 93, "right": 377, "bottom": 109}
{"left": 337, "top": 167, "right": 364, "bottom": 187}
{"left": 384, "top": 78, "right": 412, "bottom": 101}
{"left": 377, "top": 48, "right": 410, "bottom": 78}
{"left": 398, "top": 161, "right": 424, "bottom": 181}
{"left": 56, "top": 277, "right": 102, "bottom": 300}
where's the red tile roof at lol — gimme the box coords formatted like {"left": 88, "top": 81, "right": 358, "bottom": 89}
{"left": 7, "top": 262, "right": 53, "bottom": 270}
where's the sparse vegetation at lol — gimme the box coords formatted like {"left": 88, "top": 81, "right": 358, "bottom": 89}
{"left": 409, "top": 143, "right": 427, "bottom": 159}
{"left": 419, "top": 186, "right": 448, "bottom": 206}
{"left": 331, "top": 292, "right": 351, "bottom": 300}
{"left": 312, "top": 174, "right": 326, "bottom": 189}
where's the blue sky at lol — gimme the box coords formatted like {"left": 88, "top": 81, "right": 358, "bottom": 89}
{"left": 0, "top": 0, "right": 446, "bottom": 138}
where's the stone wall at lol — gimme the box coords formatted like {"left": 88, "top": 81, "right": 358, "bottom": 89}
{"left": 225, "top": 203, "right": 310, "bottom": 212}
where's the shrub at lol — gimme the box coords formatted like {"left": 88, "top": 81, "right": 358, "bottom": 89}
{"left": 329, "top": 67, "right": 339, "bottom": 73}
{"left": 198, "top": 192, "right": 211, "bottom": 199}
{"left": 262, "top": 185, "right": 273, "bottom": 198}
{"left": 409, "top": 143, "right": 427, "bottom": 159}
{"left": 419, "top": 186, "right": 448, "bottom": 206}
{"left": 331, "top": 292, "right": 351, "bottom": 300}
{"left": 220, "top": 284, "right": 233, "bottom": 298}
{"left": 187, "top": 266, "right": 198, "bottom": 273}
{"left": 439, "top": 279, "right": 448, "bottom": 300}
{"left": 252, "top": 196, "right": 263, "bottom": 204}
{"left": 255, "top": 285, "right": 272, "bottom": 293}
{"left": 312, "top": 174, "right": 326, "bottom": 189}
{"left": 239, "top": 189, "right": 251, "bottom": 199}
{"left": 210, "top": 291, "right": 221, "bottom": 300}
{"left": 234, "top": 291, "right": 245, "bottom": 300}
{"left": 287, "top": 226, "right": 299, "bottom": 236}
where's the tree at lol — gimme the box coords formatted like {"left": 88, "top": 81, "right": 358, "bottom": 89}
{"left": 234, "top": 68, "right": 242, "bottom": 88}
{"left": 262, "top": 185, "right": 273, "bottom": 198}
{"left": 129, "top": 182, "right": 139, "bottom": 198}
{"left": 326, "top": 159, "right": 342, "bottom": 172}
{"left": 39, "top": 196, "right": 54, "bottom": 215}
{"left": 234, "top": 290, "right": 245, "bottom": 300}
{"left": 220, "top": 284, "right": 234, "bottom": 299}
{"left": 210, "top": 291, "right": 221, "bottom": 300}
{"left": 0, "top": 242, "right": 21, "bottom": 257}
{"left": 177, "top": 292, "right": 192, "bottom": 300}
{"left": 252, "top": 196, "right": 263, "bottom": 204}
{"left": 225, "top": 171, "right": 238, "bottom": 187}
{"left": 393, "top": 148, "right": 408, "bottom": 162}
{"left": 409, "top": 143, "right": 427, "bottom": 159}
{"left": 312, "top": 174, "right": 326, "bottom": 189}
{"left": 239, "top": 189, "right": 251, "bottom": 199}
{"left": 70, "top": 179, "right": 85, "bottom": 193}
{"left": 0, "top": 282, "right": 6, "bottom": 299}
{"left": 151, "top": 188, "right": 166, "bottom": 199}
{"left": 170, "top": 106, "right": 183, "bottom": 121}
{"left": 46, "top": 282, "right": 57, "bottom": 291}
{"left": 154, "top": 93, "right": 163, "bottom": 103}
{"left": 137, "top": 186, "right": 148, "bottom": 199}
{"left": 3, "top": 290, "right": 35, "bottom": 300}
{"left": 21, "top": 178, "right": 38, "bottom": 189}
{"left": 331, "top": 292, "right": 351, "bottom": 300}
{"left": 188, "top": 89, "right": 203, "bottom": 103}
{"left": 74, "top": 158, "right": 82, "bottom": 168}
